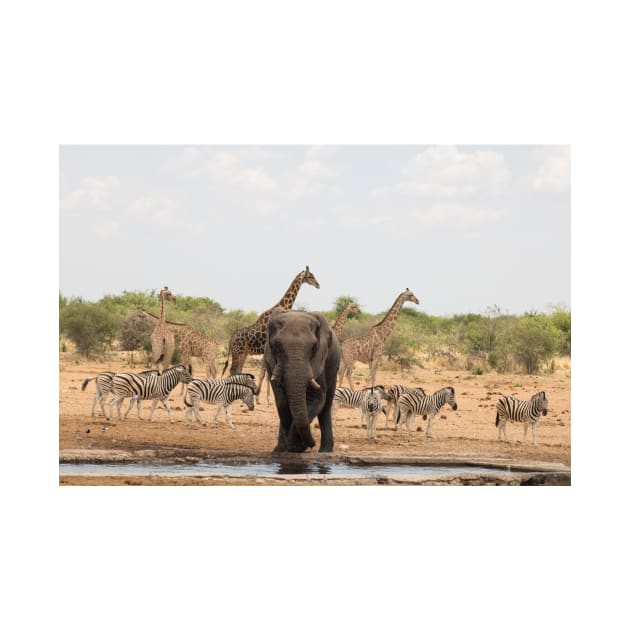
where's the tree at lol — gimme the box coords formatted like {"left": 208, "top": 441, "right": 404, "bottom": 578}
{"left": 508, "top": 314, "right": 561, "bottom": 374}
{"left": 59, "top": 301, "right": 119, "bottom": 358}
{"left": 333, "top": 295, "right": 361, "bottom": 316}
{"left": 119, "top": 313, "right": 153, "bottom": 364}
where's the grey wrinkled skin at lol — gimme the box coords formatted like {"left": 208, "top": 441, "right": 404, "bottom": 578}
{"left": 264, "top": 311, "right": 341, "bottom": 453}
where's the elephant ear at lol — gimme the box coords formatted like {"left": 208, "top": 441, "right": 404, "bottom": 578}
{"left": 310, "top": 312, "right": 332, "bottom": 380}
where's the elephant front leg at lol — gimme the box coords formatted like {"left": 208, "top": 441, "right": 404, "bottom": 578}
{"left": 318, "top": 408, "right": 334, "bottom": 453}
{"left": 273, "top": 407, "right": 293, "bottom": 452}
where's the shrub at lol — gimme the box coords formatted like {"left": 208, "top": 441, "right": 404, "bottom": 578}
{"left": 508, "top": 314, "right": 561, "bottom": 374}
{"left": 60, "top": 300, "right": 120, "bottom": 358}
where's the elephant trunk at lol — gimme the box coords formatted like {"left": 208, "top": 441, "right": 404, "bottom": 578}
{"left": 284, "top": 363, "right": 316, "bottom": 450}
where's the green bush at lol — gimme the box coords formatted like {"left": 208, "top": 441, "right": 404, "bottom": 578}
{"left": 60, "top": 300, "right": 120, "bottom": 358}
{"left": 507, "top": 314, "right": 561, "bottom": 374}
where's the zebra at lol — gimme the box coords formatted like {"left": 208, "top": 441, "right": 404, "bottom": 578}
{"left": 396, "top": 386, "right": 458, "bottom": 438}
{"left": 184, "top": 375, "right": 257, "bottom": 427}
{"left": 384, "top": 384, "right": 426, "bottom": 424}
{"left": 81, "top": 369, "right": 158, "bottom": 417}
{"left": 495, "top": 391, "right": 548, "bottom": 445}
{"left": 107, "top": 365, "right": 193, "bottom": 422}
{"left": 362, "top": 387, "right": 385, "bottom": 440}
{"left": 332, "top": 385, "right": 389, "bottom": 427}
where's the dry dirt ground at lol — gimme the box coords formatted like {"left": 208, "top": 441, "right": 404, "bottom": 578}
{"left": 59, "top": 352, "right": 571, "bottom": 485}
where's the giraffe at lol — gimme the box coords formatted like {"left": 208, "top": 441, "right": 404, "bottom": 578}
{"left": 141, "top": 311, "right": 220, "bottom": 394}
{"left": 331, "top": 301, "right": 361, "bottom": 339}
{"left": 338, "top": 288, "right": 420, "bottom": 389}
{"left": 150, "top": 287, "right": 177, "bottom": 372}
{"left": 222, "top": 266, "right": 320, "bottom": 402}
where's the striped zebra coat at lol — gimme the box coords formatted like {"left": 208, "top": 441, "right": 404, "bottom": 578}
{"left": 362, "top": 387, "right": 385, "bottom": 439}
{"left": 332, "top": 385, "right": 389, "bottom": 427}
{"left": 184, "top": 374, "right": 257, "bottom": 427}
{"left": 81, "top": 369, "right": 158, "bottom": 417}
{"left": 495, "top": 391, "right": 548, "bottom": 445}
{"left": 384, "top": 384, "right": 426, "bottom": 424}
{"left": 108, "top": 365, "right": 193, "bottom": 422}
{"left": 396, "top": 386, "right": 458, "bottom": 438}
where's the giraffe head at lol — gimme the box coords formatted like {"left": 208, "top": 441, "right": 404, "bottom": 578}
{"left": 301, "top": 266, "right": 320, "bottom": 289}
{"left": 401, "top": 288, "right": 419, "bottom": 305}
{"left": 347, "top": 302, "right": 361, "bottom": 316}
{"left": 160, "top": 286, "right": 177, "bottom": 304}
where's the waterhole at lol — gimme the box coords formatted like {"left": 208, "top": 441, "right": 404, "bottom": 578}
{"left": 60, "top": 461, "right": 514, "bottom": 477}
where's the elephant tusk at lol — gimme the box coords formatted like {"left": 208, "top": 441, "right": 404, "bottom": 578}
{"left": 270, "top": 364, "right": 282, "bottom": 383}
{"left": 309, "top": 378, "right": 321, "bottom": 390}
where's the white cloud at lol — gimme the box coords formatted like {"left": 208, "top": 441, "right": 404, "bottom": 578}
{"left": 165, "top": 147, "right": 277, "bottom": 191}
{"left": 394, "top": 145, "right": 510, "bottom": 198}
{"left": 529, "top": 146, "right": 570, "bottom": 193}
{"left": 60, "top": 175, "right": 119, "bottom": 210}
{"left": 412, "top": 202, "right": 503, "bottom": 229}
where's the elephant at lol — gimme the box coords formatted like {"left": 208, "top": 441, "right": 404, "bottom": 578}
{"left": 264, "top": 310, "right": 341, "bottom": 453}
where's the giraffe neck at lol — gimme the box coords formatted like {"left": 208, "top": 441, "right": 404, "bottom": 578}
{"left": 274, "top": 271, "right": 305, "bottom": 310}
{"left": 372, "top": 294, "right": 406, "bottom": 341}
{"left": 159, "top": 295, "right": 166, "bottom": 324}
{"left": 332, "top": 304, "right": 352, "bottom": 334}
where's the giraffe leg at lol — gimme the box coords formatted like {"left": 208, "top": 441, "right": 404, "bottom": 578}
{"left": 345, "top": 362, "right": 355, "bottom": 389}
{"left": 256, "top": 363, "right": 267, "bottom": 404}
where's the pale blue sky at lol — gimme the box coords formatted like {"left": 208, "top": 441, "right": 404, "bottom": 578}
{"left": 59, "top": 144, "right": 570, "bottom": 315}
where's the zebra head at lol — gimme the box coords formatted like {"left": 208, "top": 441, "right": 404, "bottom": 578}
{"left": 169, "top": 364, "right": 193, "bottom": 384}
{"left": 532, "top": 391, "right": 548, "bottom": 416}
{"left": 365, "top": 387, "right": 381, "bottom": 413}
{"left": 302, "top": 265, "right": 320, "bottom": 289}
{"left": 443, "top": 386, "right": 458, "bottom": 411}
{"left": 230, "top": 383, "right": 256, "bottom": 411}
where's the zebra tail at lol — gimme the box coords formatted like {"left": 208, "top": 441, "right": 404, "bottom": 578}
{"left": 81, "top": 378, "right": 93, "bottom": 391}
{"left": 155, "top": 353, "right": 164, "bottom": 365}
{"left": 495, "top": 411, "right": 500, "bottom": 427}
{"left": 221, "top": 357, "right": 229, "bottom": 376}
{"left": 183, "top": 391, "right": 192, "bottom": 408}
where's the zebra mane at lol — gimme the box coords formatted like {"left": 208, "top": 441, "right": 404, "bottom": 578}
{"left": 225, "top": 382, "right": 256, "bottom": 392}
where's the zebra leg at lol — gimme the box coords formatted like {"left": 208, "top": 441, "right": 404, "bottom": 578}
{"left": 426, "top": 413, "right": 434, "bottom": 438}
{"left": 147, "top": 399, "right": 159, "bottom": 421}
{"left": 498, "top": 420, "right": 508, "bottom": 442}
{"left": 523, "top": 422, "right": 528, "bottom": 444}
{"left": 210, "top": 403, "right": 223, "bottom": 427}
{"left": 107, "top": 396, "right": 118, "bottom": 421}
{"left": 193, "top": 401, "right": 204, "bottom": 425}
{"left": 532, "top": 422, "right": 538, "bottom": 446}
{"left": 405, "top": 412, "right": 414, "bottom": 433}
{"left": 224, "top": 405, "right": 235, "bottom": 428}
{"left": 122, "top": 397, "right": 135, "bottom": 420}
{"left": 162, "top": 398, "right": 175, "bottom": 423}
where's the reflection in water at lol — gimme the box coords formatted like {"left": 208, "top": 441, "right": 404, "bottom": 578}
{"left": 275, "top": 462, "right": 331, "bottom": 475}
